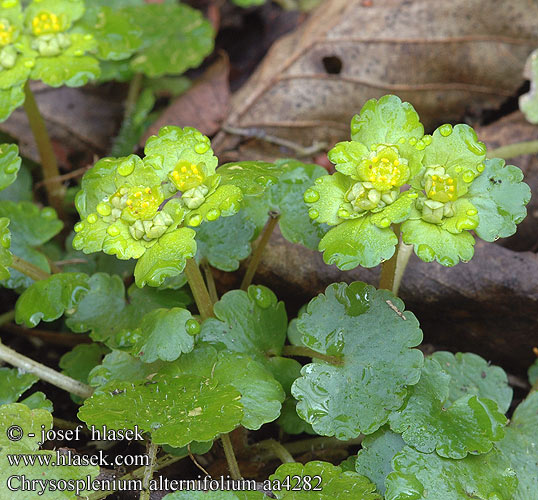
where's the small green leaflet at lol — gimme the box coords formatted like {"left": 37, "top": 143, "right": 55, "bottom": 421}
{"left": 0, "top": 143, "right": 21, "bottom": 192}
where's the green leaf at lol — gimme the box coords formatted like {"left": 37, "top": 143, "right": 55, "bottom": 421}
{"left": 351, "top": 95, "right": 424, "bottom": 148}
{"left": 529, "top": 359, "right": 538, "bottom": 386}
{"left": 218, "top": 161, "right": 286, "bottom": 196}
{"left": 0, "top": 403, "right": 50, "bottom": 451}
{"left": 59, "top": 343, "right": 108, "bottom": 386}
{"left": 125, "top": 3, "right": 214, "bottom": 78}
{"left": 385, "top": 447, "right": 517, "bottom": 500}
{"left": 291, "top": 282, "right": 423, "bottom": 438}
{"left": 78, "top": 374, "right": 243, "bottom": 447}
{"left": 0, "top": 200, "right": 63, "bottom": 289}
{"left": 519, "top": 48, "right": 538, "bottom": 123}
{"left": 467, "top": 158, "right": 530, "bottom": 242}
{"left": 431, "top": 351, "right": 512, "bottom": 413}
{"left": 0, "top": 85, "right": 25, "bottom": 123}
{"left": 355, "top": 427, "right": 405, "bottom": 495}
{"left": 24, "top": 0, "right": 85, "bottom": 28}
{"left": 134, "top": 227, "right": 196, "bottom": 287}
{"left": 401, "top": 217, "right": 475, "bottom": 267}
{"left": 423, "top": 124, "right": 486, "bottom": 184}
{"left": 0, "top": 143, "right": 21, "bottom": 191}
{"left": 319, "top": 216, "right": 398, "bottom": 270}
{"left": 0, "top": 160, "right": 33, "bottom": 202}
{"left": 30, "top": 34, "right": 100, "bottom": 87}
{"left": 0, "top": 217, "right": 11, "bottom": 280}
{"left": 277, "top": 398, "right": 316, "bottom": 435}
{"left": 131, "top": 308, "right": 196, "bottom": 363}
{"left": 77, "top": 5, "right": 142, "bottom": 61}
{"left": 161, "top": 346, "right": 285, "bottom": 430}
{"left": 194, "top": 211, "right": 255, "bottom": 271}
{"left": 270, "top": 461, "right": 382, "bottom": 499}
{"left": 388, "top": 358, "right": 507, "bottom": 459}
{"left": 185, "top": 184, "right": 243, "bottom": 227}
{"left": 15, "top": 273, "right": 89, "bottom": 327}
{"left": 200, "top": 285, "right": 288, "bottom": 362}
{"left": 303, "top": 172, "right": 352, "bottom": 226}
{"left": 0, "top": 367, "right": 38, "bottom": 406}
{"left": 19, "top": 391, "right": 53, "bottom": 411}
{"left": 496, "top": 392, "right": 538, "bottom": 500}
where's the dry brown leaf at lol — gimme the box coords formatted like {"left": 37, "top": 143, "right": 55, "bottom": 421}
{"left": 215, "top": 0, "right": 538, "bottom": 156}
{"left": 142, "top": 55, "right": 230, "bottom": 142}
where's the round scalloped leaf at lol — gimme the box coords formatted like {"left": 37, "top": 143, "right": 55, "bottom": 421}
{"left": 164, "top": 491, "right": 266, "bottom": 500}
{"left": 194, "top": 211, "right": 255, "bottom": 271}
{"left": 0, "top": 143, "right": 21, "bottom": 191}
{"left": 144, "top": 126, "right": 217, "bottom": 178}
{"left": 496, "top": 392, "right": 538, "bottom": 500}
{"left": 77, "top": 5, "right": 142, "bottom": 61}
{"left": 291, "top": 282, "right": 423, "bottom": 438}
{"left": 134, "top": 227, "right": 196, "bottom": 287}
{"left": 0, "top": 368, "right": 38, "bottom": 405}
{"left": 0, "top": 85, "right": 25, "bottom": 122}
{"left": 0, "top": 403, "right": 51, "bottom": 451}
{"left": 319, "top": 216, "right": 398, "bottom": 270}
{"left": 125, "top": 3, "right": 214, "bottom": 78}
{"left": 19, "top": 391, "right": 53, "bottom": 411}
{"left": 351, "top": 95, "right": 424, "bottom": 148}
{"left": 131, "top": 307, "right": 195, "bottom": 363}
{"left": 87, "top": 350, "right": 163, "bottom": 388}
{"left": 78, "top": 374, "right": 243, "bottom": 447}
{"left": 0, "top": 217, "right": 11, "bottom": 280}
{"left": 401, "top": 217, "right": 475, "bottom": 267}
{"left": 15, "top": 272, "right": 90, "bottom": 327}
{"left": 467, "top": 158, "right": 531, "bottom": 242}
{"left": 431, "top": 351, "right": 512, "bottom": 413}
{"left": 199, "top": 285, "right": 287, "bottom": 362}
{"left": 355, "top": 427, "right": 405, "bottom": 495}
{"left": 385, "top": 447, "right": 517, "bottom": 500}
{"left": 520, "top": 48, "right": 538, "bottom": 123}
{"left": 218, "top": 161, "right": 286, "bottom": 196}
{"left": 423, "top": 124, "right": 486, "bottom": 181}
{"left": 388, "top": 358, "right": 507, "bottom": 459}
{"left": 0, "top": 200, "right": 62, "bottom": 289}
{"left": 185, "top": 184, "right": 243, "bottom": 227}
{"left": 304, "top": 172, "right": 352, "bottom": 226}
{"left": 270, "top": 461, "right": 382, "bottom": 499}
{"left": 161, "top": 346, "right": 285, "bottom": 430}
{"left": 328, "top": 141, "right": 370, "bottom": 178}
{"left": 30, "top": 34, "right": 100, "bottom": 87}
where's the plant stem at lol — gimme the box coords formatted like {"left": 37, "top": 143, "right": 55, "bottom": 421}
{"left": 240, "top": 212, "right": 280, "bottom": 291}
{"left": 201, "top": 259, "right": 218, "bottom": 303}
{"left": 0, "top": 342, "right": 93, "bottom": 399}
{"left": 254, "top": 438, "right": 295, "bottom": 464}
{"left": 487, "top": 139, "right": 538, "bottom": 160}
{"left": 125, "top": 73, "right": 144, "bottom": 117}
{"left": 221, "top": 433, "right": 242, "bottom": 480}
{"left": 140, "top": 441, "right": 158, "bottom": 500}
{"left": 379, "top": 226, "right": 413, "bottom": 296}
{"left": 10, "top": 255, "right": 51, "bottom": 281}
{"left": 23, "top": 82, "right": 65, "bottom": 217}
{"left": 0, "top": 310, "right": 15, "bottom": 326}
{"left": 281, "top": 345, "right": 344, "bottom": 366}
{"left": 184, "top": 258, "right": 214, "bottom": 320}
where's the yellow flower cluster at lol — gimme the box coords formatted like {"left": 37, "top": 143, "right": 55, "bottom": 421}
{"left": 31, "top": 11, "right": 62, "bottom": 36}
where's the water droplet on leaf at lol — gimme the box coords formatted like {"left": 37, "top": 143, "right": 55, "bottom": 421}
{"left": 439, "top": 124, "right": 453, "bottom": 137}
{"left": 117, "top": 159, "right": 135, "bottom": 176}
{"left": 206, "top": 209, "right": 220, "bottom": 221}
{"left": 308, "top": 208, "right": 319, "bottom": 219}
{"left": 303, "top": 189, "right": 320, "bottom": 203}
{"left": 96, "top": 202, "right": 111, "bottom": 216}
{"left": 185, "top": 319, "right": 200, "bottom": 336}
{"left": 194, "top": 143, "right": 209, "bottom": 154}
{"left": 107, "top": 225, "right": 120, "bottom": 236}
{"left": 417, "top": 244, "right": 435, "bottom": 262}
{"left": 462, "top": 170, "right": 474, "bottom": 183}
{"left": 249, "top": 286, "right": 272, "bottom": 309}
{"left": 188, "top": 214, "right": 202, "bottom": 227}
{"left": 87, "top": 213, "right": 97, "bottom": 224}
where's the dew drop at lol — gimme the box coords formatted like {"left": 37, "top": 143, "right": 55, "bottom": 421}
{"left": 188, "top": 214, "right": 202, "bottom": 227}
{"left": 83, "top": 34, "right": 93, "bottom": 41}
{"left": 249, "top": 286, "right": 272, "bottom": 309}
{"left": 378, "top": 217, "right": 391, "bottom": 228}
{"left": 415, "top": 139, "right": 426, "bottom": 151}
{"left": 422, "top": 135, "right": 432, "bottom": 146}
{"left": 408, "top": 137, "right": 417, "bottom": 146}
{"left": 337, "top": 208, "right": 350, "bottom": 218}
{"left": 303, "top": 188, "right": 320, "bottom": 203}
{"left": 466, "top": 208, "right": 478, "bottom": 216}
{"left": 462, "top": 170, "right": 474, "bottom": 183}
{"left": 194, "top": 142, "right": 209, "bottom": 154}
{"left": 41, "top": 207, "right": 56, "bottom": 219}
{"left": 24, "top": 60, "right": 35, "bottom": 68}
{"left": 117, "top": 159, "right": 135, "bottom": 176}
{"left": 74, "top": 222, "right": 84, "bottom": 233}
{"left": 439, "top": 124, "right": 453, "bottom": 137}
{"left": 439, "top": 256, "right": 455, "bottom": 266}
{"left": 477, "top": 163, "right": 485, "bottom": 173}
{"left": 456, "top": 217, "right": 477, "bottom": 231}
{"left": 255, "top": 175, "right": 276, "bottom": 187}
{"left": 308, "top": 208, "right": 319, "bottom": 220}
{"left": 185, "top": 319, "right": 201, "bottom": 336}
{"left": 206, "top": 208, "right": 220, "bottom": 221}
{"left": 454, "top": 166, "right": 463, "bottom": 173}
{"left": 398, "top": 138, "right": 406, "bottom": 144}
{"left": 96, "top": 202, "right": 111, "bottom": 216}
{"left": 107, "top": 225, "right": 120, "bottom": 237}
{"left": 417, "top": 244, "right": 435, "bottom": 262}
{"left": 74, "top": 50, "right": 83, "bottom": 56}
{"left": 87, "top": 213, "right": 98, "bottom": 224}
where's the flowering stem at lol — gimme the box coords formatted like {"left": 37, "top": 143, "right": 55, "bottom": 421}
{"left": 0, "top": 342, "right": 93, "bottom": 399}
{"left": 487, "top": 139, "right": 538, "bottom": 160}
{"left": 281, "top": 345, "right": 344, "bottom": 366}
{"left": 185, "top": 258, "right": 214, "bottom": 321}
{"left": 23, "top": 82, "right": 65, "bottom": 218}
{"left": 379, "top": 226, "right": 413, "bottom": 296}
{"left": 140, "top": 440, "right": 158, "bottom": 500}
{"left": 240, "top": 211, "right": 280, "bottom": 291}
{"left": 10, "top": 255, "right": 51, "bottom": 281}
{"left": 220, "top": 433, "right": 242, "bottom": 480}
{"left": 201, "top": 259, "right": 218, "bottom": 303}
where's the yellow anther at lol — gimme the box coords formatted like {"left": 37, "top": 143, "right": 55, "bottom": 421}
{"left": 191, "top": 165, "right": 199, "bottom": 174}
{"left": 372, "top": 157, "right": 378, "bottom": 163}
{"left": 391, "top": 180, "right": 397, "bottom": 185}
{"left": 181, "top": 166, "right": 187, "bottom": 173}
{"left": 41, "top": 14, "right": 48, "bottom": 20}
{"left": 134, "top": 191, "right": 142, "bottom": 198}
{"left": 447, "top": 178, "right": 454, "bottom": 185}
{"left": 393, "top": 160, "right": 400, "bottom": 166}
{"left": 142, "top": 202, "right": 149, "bottom": 208}
{"left": 449, "top": 186, "right": 455, "bottom": 192}
{"left": 381, "top": 158, "right": 389, "bottom": 163}
{"left": 144, "top": 187, "right": 151, "bottom": 194}
{"left": 432, "top": 175, "right": 438, "bottom": 181}
{"left": 369, "top": 176, "right": 375, "bottom": 182}
{"left": 126, "top": 200, "right": 133, "bottom": 206}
